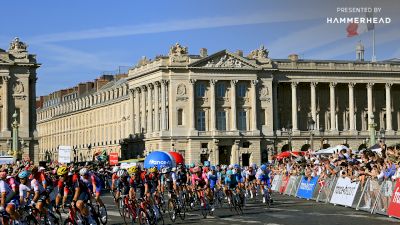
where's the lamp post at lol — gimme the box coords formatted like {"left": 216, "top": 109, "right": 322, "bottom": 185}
{"left": 380, "top": 128, "right": 386, "bottom": 143}
{"left": 319, "top": 126, "right": 324, "bottom": 149}
{"left": 287, "top": 123, "right": 293, "bottom": 152}
{"left": 369, "top": 115, "right": 377, "bottom": 147}
{"left": 307, "top": 117, "right": 315, "bottom": 151}
{"left": 7, "top": 111, "right": 25, "bottom": 162}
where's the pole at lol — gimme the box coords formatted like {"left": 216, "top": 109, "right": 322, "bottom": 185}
{"left": 372, "top": 28, "right": 376, "bottom": 62}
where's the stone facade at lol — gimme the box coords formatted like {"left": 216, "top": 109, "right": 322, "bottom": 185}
{"left": 0, "top": 38, "right": 40, "bottom": 162}
{"left": 37, "top": 43, "right": 400, "bottom": 165}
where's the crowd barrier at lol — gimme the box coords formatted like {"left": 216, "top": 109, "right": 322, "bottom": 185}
{"left": 271, "top": 174, "right": 400, "bottom": 220}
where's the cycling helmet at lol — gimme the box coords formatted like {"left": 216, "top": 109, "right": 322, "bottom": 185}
{"left": 204, "top": 161, "right": 210, "bottom": 167}
{"left": 161, "top": 167, "right": 171, "bottom": 174}
{"left": 128, "top": 166, "right": 139, "bottom": 174}
{"left": 232, "top": 168, "right": 238, "bottom": 174}
{"left": 228, "top": 165, "right": 233, "bottom": 170}
{"left": 234, "top": 164, "right": 240, "bottom": 169}
{"left": 171, "top": 167, "right": 176, "bottom": 172}
{"left": 226, "top": 170, "right": 233, "bottom": 176}
{"left": 190, "top": 163, "right": 195, "bottom": 168}
{"left": 221, "top": 165, "right": 227, "bottom": 170}
{"left": 210, "top": 166, "right": 216, "bottom": 171}
{"left": 260, "top": 165, "right": 267, "bottom": 171}
{"left": 79, "top": 168, "right": 89, "bottom": 176}
{"left": 117, "top": 169, "right": 127, "bottom": 177}
{"left": 112, "top": 166, "right": 120, "bottom": 173}
{"left": 251, "top": 163, "right": 257, "bottom": 169}
{"left": 18, "top": 170, "right": 30, "bottom": 179}
{"left": 57, "top": 166, "right": 69, "bottom": 176}
{"left": 149, "top": 167, "right": 158, "bottom": 173}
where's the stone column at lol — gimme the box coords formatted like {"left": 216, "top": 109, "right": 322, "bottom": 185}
{"left": 129, "top": 89, "right": 135, "bottom": 134}
{"left": 367, "top": 83, "right": 374, "bottom": 130}
{"left": 141, "top": 86, "right": 147, "bottom": 132}
{"left": 161, "top": 80, "right": 167, "bottom": 131}
{"left": 135, "top": 88, "right": 141, "bottom": 133}
{"left": 251, "top": 80, "right": 258, "bottom": 131}
{"left": 154, "top": 82, "right": 160, "bottom": 132}
{"left": 147, "top": 84, "right": 153, "bottom": 134}
{"left": 291, "top": 82, "right": 298, "bottom": 131}
{"left": 273, "top": 81, "right": 279, "bottom": 131}
{"left": 2, "top": 76, "right": 10, "bottom": 133}
{"left": 310, "top": 82, "right": 317, "bottom": 129}
{"left": 330, "top": 82, "right": 337, "bottom": 131}
{"left": 189, "top": 79, "right": 196, "bottom": 131}
{"left": 210, "top": 79, "right": 217, "bottom": 131}
{"left": 386, "top": 83, "right": 393, "bottom": 131}
{"left": 348, "top": 83, "right": 355, "bottom": 131}
{"left": 230, "top": 80, "right": 238, "bottom": 131}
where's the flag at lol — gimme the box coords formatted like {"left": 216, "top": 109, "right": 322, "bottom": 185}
{"left": 347, "top": 11, "right": 374, "bottom": 37}
{"left": 318, "top": 179, "right": 326, "bottom": 192}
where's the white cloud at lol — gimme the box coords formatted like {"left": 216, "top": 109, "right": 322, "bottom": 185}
{"left": 27, "top": 11, "right": 322, "bottom": 44}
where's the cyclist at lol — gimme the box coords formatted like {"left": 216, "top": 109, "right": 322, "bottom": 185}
{"left": 0, "top": 169, "right": 20, "bottom": 223}
{"left": 18, "top": 170, "right": 31, "bottom": 207}
{"left": 207, "top": 166, "right": 218, "bottom": 211}
{"left": 127, "top": 166, "right": 148, "bottom": 200}
{"left": 79, "top": 168, "right": 105, "bottom": 208}
{"left": 257, "top": 164, "right": 272, "bottom": 203}
{"left": 245, "top": 164, "right": 257, "bottom": 199}
{"left": 224, "top": 169, "right": 238, "bottom": 205}
{"left": 113, "top": 169, "right": 129, "bottom": 207}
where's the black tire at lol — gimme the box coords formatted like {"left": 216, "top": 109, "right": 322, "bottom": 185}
{"left": 138, "top": 208, "right": 151, "bottom": 225}
{"left": 122, "top": 205, "right": 135, "bottom": 225}
{"left": 97, "top": 205, "right": 108, "bottom": 225}
{"left": 200, "top": 198, "right": 207, "bottom": 219}
{"left": 63, "top": 218, "right": 77, "bottom": 225}
{"left": 26, "top": 215, "right": 39, "bottom": 225}
{"left": 235, "top": 195, "right": 243, "bottom": 215}
{"left": 178, "top": 199, "right": 186, "bottom": 220}
{"left": 167, "top": 199, "right": 176, "bottom": 222}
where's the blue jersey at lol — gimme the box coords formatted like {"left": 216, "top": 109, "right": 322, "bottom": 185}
{"left": 207, "top": 172, "right": 218, "bottom": 189}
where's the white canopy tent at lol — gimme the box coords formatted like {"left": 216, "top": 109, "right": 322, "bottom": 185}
{"left": 316, "top": 145, "right": 349, "bottom": 155}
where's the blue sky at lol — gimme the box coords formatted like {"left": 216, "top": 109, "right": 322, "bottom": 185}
{"left": 1, "top": 0, "right": 399, "bottom": 96}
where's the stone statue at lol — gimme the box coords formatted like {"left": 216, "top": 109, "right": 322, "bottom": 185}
{"left": 13, "top": 81, "right": 24, "bottom": 94}
{"left": 169, "top": 43, "right": 188, "bottom": 56}
{"left": 9, "top": 37, "right": 28, "bottom": 52}
{"left": 176, "top": 83, "right": 186, "bottom": 96}
{"left": 137, "top": 56, "right": 150, "bottom": 67}
{"left": 248, "top": 45, "right": 269, "bottom": 61}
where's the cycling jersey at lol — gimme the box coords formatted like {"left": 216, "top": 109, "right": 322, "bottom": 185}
{"left": 224, "top": 174, "right": 238, "bottom": 189}
{"left": 207, "top": 172, "right": 218, "bottom": 189}
{"left": 246, "top": 169, "right": 256, "bottom": 182}
{"left": 191, "top": 173, "right": 206, "bottom": 188}
{"left": 80, "top": 172, "right": 103, "bottom": 194}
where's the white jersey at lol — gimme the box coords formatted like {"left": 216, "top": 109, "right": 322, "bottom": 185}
{"left": 31, "top": 179, "right": 45, "bottom": 194}
{"left": 0, "top": 180, "right": 13, "bottom": 201}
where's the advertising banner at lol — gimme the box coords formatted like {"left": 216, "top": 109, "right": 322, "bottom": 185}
{"left": 387, "top": 180, "right": 400, "bottom": 218}
{"left": 109, "top": 152, "right": 118, "bottom": 165}
{"left": 296, "top": 176, "right": 319, "bottom": 199}
{"left": 330, "top": 177, "right": 360, "bottom": 207}
{"left": 58, "top": 146, "right": 72, "bottom": 164}
{"left": 279, "top": 176, "right": 290, "bottom": 194}
{"left": 271, "top": 175, "right": 282, "bottom": 191}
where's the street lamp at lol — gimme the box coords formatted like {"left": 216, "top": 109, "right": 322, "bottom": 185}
{"left": 7, "top": 111, "right": 25, "bottom": 162}
{"left": 380, "top": 128, "right": 386, "bottom": 143}
{"left": 307, "top": 117, "right": 315, "bottom": 151}
{"left": 369, "top": 115, "right": 377, "bottom": 147}
{"left": 287, "top": 122, "right": 293, "bottom": 152}
{"left": 319, "top": 126, "right": 325, "bottom": 149}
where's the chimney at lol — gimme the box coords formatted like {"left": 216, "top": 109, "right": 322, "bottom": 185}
{"left": 236, "top": 50, "right": 243, "bottom": 57}
{"left": 288, "top": 54, "right": 299, "bottom": 62}
{"left": 200, "top": 48, "right": 208, "bottom": 57}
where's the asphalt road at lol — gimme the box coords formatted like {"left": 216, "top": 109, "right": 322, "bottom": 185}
{"left": 90, "top": 192, "right": 399, "bottom": 225}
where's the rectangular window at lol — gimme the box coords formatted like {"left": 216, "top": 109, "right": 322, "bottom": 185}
{"left": 177, "top": 109, "right": 183, "bottom": 125}
{"left": 217, "top": 111, "right": 226, "bottom": 130}
{"left": 238, "top": 110, "right": 247, "bottom": 130}
{"left": 196, "top": 83, "right": 206, "bottom": 97}
{"left": 217, "top": 83, "right": 225, "bottom": 97}
{"left": 237, "top": 83, "right": 246, "bottom": 97}
{"left": 197, "top": 111, "right": 206, "bottom": 131}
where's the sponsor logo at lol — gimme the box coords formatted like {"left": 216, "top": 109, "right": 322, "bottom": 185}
{"left": 149, "top": 159, "right": 171, "bottom": 165}
{"left": 299, "top": 182, "right": 315, "bottom": 191}
{"left": 392, "top": 187, "right": 400, "bottom": 204}
{"left": 334, "top": 186, "right": 357, "bottom": 196}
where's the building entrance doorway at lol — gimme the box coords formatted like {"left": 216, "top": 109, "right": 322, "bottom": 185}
{"left": 218, "top": 146, "right": 231, "bottom": 165}
{"left": 242, "top": 153, "right": 250, "bottom": 166}
{"left": 200, "top": 154, "right": 209, "bottom": 164}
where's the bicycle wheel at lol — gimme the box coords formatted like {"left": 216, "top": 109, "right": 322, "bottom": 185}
{"left": 235, "top": 194, "right": 243, "bottom": 215}
{"left": 63, "top": 218, "right": 77, "bottom": 225}
{"left": 154, "top": 205, "right": 164, "bottom": 225}
{"left": 25, "top": 215, "right": 39, "bottom": 225}
{"left": 138, "top": 208, "right": 151, "bottom": 225}
{"left": 97, "top": 205, "right": 108, "bottom": 225}
{"left": 122, "top": 205, "right": 135, "bottom": 225}
{"left": 178, "top": 199, "right": 186, "bottom": 220}
{"left": 200, "top": 197, "right": 208, "bottom": 219}
{"left": 118, "top": 197, "right": 125, "bottom": 216}
{"left": 167, "top": 199, "right": 176, "bottom": 222}
{"left": 264, "top": 190, "right": 271, "bottom": 208}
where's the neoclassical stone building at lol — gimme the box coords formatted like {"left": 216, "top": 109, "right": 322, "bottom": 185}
{"left": 0, "top": 38, "right": 40, "bottom": 162}
{"left": 37, "top": 43, "right": 400, "bottom": 165}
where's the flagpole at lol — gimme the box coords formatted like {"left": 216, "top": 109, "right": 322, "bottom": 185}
{"left": 372, "top": 27, "right": 376, "bottom": 62}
